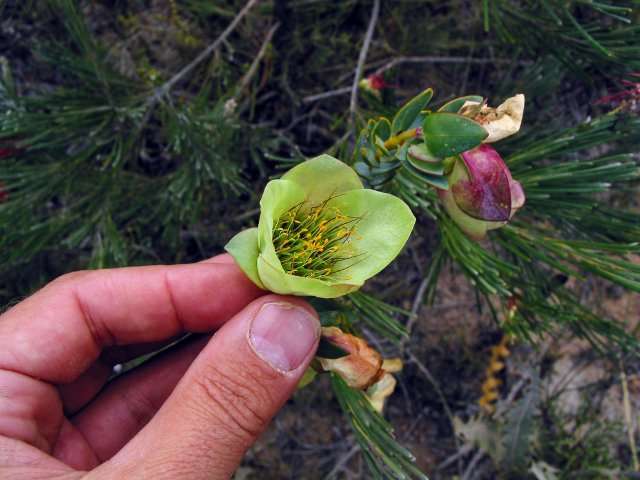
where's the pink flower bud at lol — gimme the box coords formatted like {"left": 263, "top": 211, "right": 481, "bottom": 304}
{"left": 439, "top": 145, "right": 525, "bottom": 240}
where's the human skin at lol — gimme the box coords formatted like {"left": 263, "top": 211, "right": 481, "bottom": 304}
{"left": 0, "top": 254, "right": 321, "bottom": 479}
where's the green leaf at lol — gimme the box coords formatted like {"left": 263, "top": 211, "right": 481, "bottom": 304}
{"left": 296, "top": 366, "right": 318, "bottom": 389}
{"left": 502, "top": 378, "right": 541, "bottom": 470}
{"left": 400, "top": 157, "right": 449, "bottom": 189}
{"left": 422, "top": 112, "right": 487, "bottom": 157}
{"left": 407, "top": 143, "right": 444, "bottom": 172}
{"left": 373, "top": 117, "right": 392, "bottom": 141}
{"left": 408, "top": 143, "right": 440, "bottom": 162}
{"left": 407, "top": 154, "right": 444, "bottom": 176}
{"left": 317, "top": 336, "right": 350, "bottom": 359}
{"left": 371, "top": 161, "right": 400, "bottom": 174}
{"left": 353, "top": 119, "right": 377, "bottom": 165}
{"left": 438, "top": 95, "right": 484, "bottom": 113}
{"left": 391, "top": 88, "right": 433, "bottom": 134}
{"left": 331, "top": 374, "right": 428, "bottom": 479}
{"left": 348, "top": 291, "right": 409, "bottom": 343}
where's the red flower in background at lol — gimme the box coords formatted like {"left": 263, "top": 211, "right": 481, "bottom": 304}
{"left": 359, "top": 73, "right": 397, "bottom": 97}
{"left": 0, "top": 135, "right": 25, "bottom": 203}
{"left": 366, "top": 73, "right": 393, "bottom": 91}
{"left": 595, "top": 73, "right": 640, "bottom": 111}
{"left": 0, "top": 136, "right": 24, "bottom": 159}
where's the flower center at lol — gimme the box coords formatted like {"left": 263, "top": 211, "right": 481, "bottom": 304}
{"left": 273, "top": 199, "right": 364, "bottom": 280}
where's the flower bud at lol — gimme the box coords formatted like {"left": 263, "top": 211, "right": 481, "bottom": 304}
{"left": 439, "top": 145, "right": 525, "bottom": 240}
{"left": 317, "top": 326, "right": 383, "bottom": 389}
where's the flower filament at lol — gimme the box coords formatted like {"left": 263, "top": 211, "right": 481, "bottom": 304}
{"left": 273, "top": 199, "right": 365, "bottom": 280}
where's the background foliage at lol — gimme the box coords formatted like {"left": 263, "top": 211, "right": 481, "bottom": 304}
{"left": 1, "top": 0, "right": 638, "bottom": 478}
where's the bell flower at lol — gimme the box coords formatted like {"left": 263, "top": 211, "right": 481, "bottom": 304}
{"left": 226, "top": 155, "right": 415, "bottom": 298}
{"left": 459, "top": 94, "right": 525, "bottom": 143}
{"left": 438, "top": 145, "right": 525, "bottom": 240}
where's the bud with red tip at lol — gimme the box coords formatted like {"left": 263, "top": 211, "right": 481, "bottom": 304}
{"left": 438, "top": 145, "right": 525, "bottom": 240}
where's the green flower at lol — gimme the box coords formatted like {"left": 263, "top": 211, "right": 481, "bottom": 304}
{"left": 225, "top": 155, "right": 415, "bottom": 298}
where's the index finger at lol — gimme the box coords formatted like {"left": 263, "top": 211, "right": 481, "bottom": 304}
{"left": 0, "top": 258, "right": 265, "bottom": 384}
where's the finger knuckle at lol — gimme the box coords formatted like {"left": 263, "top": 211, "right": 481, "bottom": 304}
{"left": 51, "top": 269, "right": 92, "bottom": 286}
{"left": 194, "top": 363, "right": 274, "bottom": 443}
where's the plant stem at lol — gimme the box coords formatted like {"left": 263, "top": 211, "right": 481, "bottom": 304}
{"left": 384, "top": 127, "right": 421, "bottom": 150}
{"left": 620, "top": 360, "right": 639, "bottom": 471}
{"left": 150, "top": 0, "right": 260, "bottom": 104}
{"left": 348, "top": 0, "right": 380, "bottom": 129}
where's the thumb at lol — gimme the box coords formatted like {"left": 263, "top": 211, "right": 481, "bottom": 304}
{"left": 95, "top": 295, "right": 320, "bottom": 480}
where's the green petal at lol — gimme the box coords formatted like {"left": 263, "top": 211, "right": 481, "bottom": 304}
{"left": 224, "top": 228, "right": 265, "bottom": 289}
{"left": 257, "top": 254, "right": 360, "bottom": 298}
{"left": 282, "top": 154, "right": 363, "bottom": 204}
{"left": 257, "top": 178, "right": 306, "bottom": 254}
{"left": 326, "top": 190, "right": 415, "bottom": 282}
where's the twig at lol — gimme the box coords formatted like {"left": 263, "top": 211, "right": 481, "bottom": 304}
{"left": 460, "top": 448, "right": 486, "bottom": 480}
{"left": 436, "top": 443, "right": 475, "bottom": 472}
{"left": 235, "top": 23, "right": 280, "bottom": 101}
{"left": 407, "top": 349, "right": 463, "bottom": 477}
{"left": 408, "top": 276, "right": 430, "bottom": 325}
{"left": 149, "top": 0, "right": 259, "bottom": 104}
{"left": 302, "top": 86, "right": 351, "bottom": 104}
{"left": 234, "top": 207, "right": 261, "bottom": 222}
{"left": 324, "top": 442, "right": 360, "bottom": 480}
{"left": 504, "top": 375, "right": 529, "bottom": 405}
{"left": 620, "top": 360, "right": 639, "bottom": 471}
{"left": 348, "top": 0, "right": 380, "bottom": 128}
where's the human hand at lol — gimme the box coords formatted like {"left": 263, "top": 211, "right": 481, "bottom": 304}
{"left": 0, "top": 254, "right": 320, "bottom": 479}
